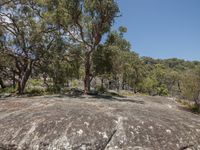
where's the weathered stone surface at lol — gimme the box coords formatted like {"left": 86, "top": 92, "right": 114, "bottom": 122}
{"left": 0, "top": 95, "right": 200, "bottom": 150}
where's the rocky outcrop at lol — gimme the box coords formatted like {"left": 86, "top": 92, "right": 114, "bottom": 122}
{"left": 0, "top": 95, "right": 200, "bottom": 150}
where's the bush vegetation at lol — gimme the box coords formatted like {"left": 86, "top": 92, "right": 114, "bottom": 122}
{"left": 0, "top": 0, "right": 200, "bottom": 112}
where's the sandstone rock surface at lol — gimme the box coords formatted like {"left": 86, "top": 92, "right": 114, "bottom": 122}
{"left": 0, "top": 95, "right": 200, "bottom": 150}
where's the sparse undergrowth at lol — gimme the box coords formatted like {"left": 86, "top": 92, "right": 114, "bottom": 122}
{"left": 0, "top": 87, "right": 16, "bottom": 94}
{"left": 25, "top": 88, "right": 45, "bottom": 96}
{"left": 176, "top": 99, "right": 200, "bottom": 114}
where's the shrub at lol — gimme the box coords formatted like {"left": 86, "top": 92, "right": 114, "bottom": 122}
{"left": 0, "top": 87, "right": 16, "bottom": 94}
{"left": 177, "top": 99, "right": 200, "bottom": 114}
{"left": 71, "top": 80, "right": 78, "bottom": 88}
{"left": 46, "top": 85, "right": 61, "bottom": 94}
{"left": 156, "top": 85, "right": 168, "bottom": 96}
{"left": 120, "top": 90, "right": 134, "bottom": 96}
{"left": 140, "top": 77, "right": 157, "bottom": 95}
{"left": 26, "top": 88, "right": 45, "bottom": 96}
{"left": 27, "top": 79, "right": 42, "bottom": 87}
{"left": 181, "top": 70, "right": 200, "bottom": 112}
{"left": 96, "top": 85, "right": 107, "bottom": 93}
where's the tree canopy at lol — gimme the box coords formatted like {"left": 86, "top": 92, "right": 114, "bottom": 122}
{"left": 0, "top": 0, "right": 200, "bottom": 110}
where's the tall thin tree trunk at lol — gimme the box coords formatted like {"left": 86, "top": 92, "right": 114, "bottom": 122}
{"left": 17, "top": 72, "right": 30, "bottom": 95}
{"left": 101, "top": 78, "right": 104, "bottom": 88}
{"left": 108, "top": 81, "right": 111, "bottom": 90}
{"left": 0, "top": 78, "right": 6, "bottom": 89}
{"left": 17, "top": 79, "right": 26, "bottom": 95}
{"left": 117, "top": 79, "right": 120, "bottom": 92}
{"left": 84, "top": 54, "right": 91, "bottom": 94}
{"left": 43, "top": 73, "right": 49, "bottom": 87}
{"left": 178, "top": 81, "right": 182, "bottom": 93}
{"left": 122, "top": 80, "right": 125, "bottom": 90}
{"left": 13, "top": 72, "right": 16, "bottom": 88}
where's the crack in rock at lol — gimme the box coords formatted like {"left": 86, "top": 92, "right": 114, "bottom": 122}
{"left": 102, "top": 116, "right": 125, "bottom": 150}
{"left": 180, "top": 144, "right": 194, "bottom": 150}
{"left": 0, "top": 143, "right": 17, "bottom": 150}
{"left": 102, "top": 129, "right": 117, "bottom": 150}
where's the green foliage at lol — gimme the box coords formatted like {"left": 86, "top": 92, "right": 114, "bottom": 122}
{"left": 46, "top": 85, "right": 62, "bottom": 94}
{"left": 96, "top": 85, "right": 107, "bottom": 93}
{"left": 156, "top": 85, "right": 169, "bottom": 96}
{"left": 39, "top": 0, "right": 120, "bottom": 93}
{"left": 0, "top": 0, "right": 200, "bottom": 101}
{"left": 0, "top": 0, "right": 54, "bottom": 94}
{"left": 0, "top": 87, "right": 16, "bottom": 94}
{"left": 119, "top": 90, "right": 134, "bottom": 97}
{"left": 105, "top": 30, "right": 131, "bottom": 52}
{"left": 181, "top": 69, "right": 200, "bottom": 110}
{"left": 25, "top": 88, "right": 45, "bottom": 96}
{"left": 40, "top": 36, "right": 82, "bottom": 91}
{"left": 121, "top": 51, "right": 145, "bottom": 91}
{"left": 27, "top": 79, "right": 42, "bottom": 87}
{"left": 177, "top": 99, "right": 200, "bottom": 114}
{"left": 140, "top": 77, "right": 157, "bottom": 95}
{"left": 118, "top": 26, "right": 127, "bottom": 34}
{"left": 190, "top": 105, "right": 200, "bottom": 113}
{"left": 93, "top": 44, "right": 117, "bottom": 77}
{"left": 71, "top": 80, "right": 78, "bottom": 88}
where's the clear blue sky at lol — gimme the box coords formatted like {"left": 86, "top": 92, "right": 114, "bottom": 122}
{"left": 113, "top": 0, "right": 200, "bottom": 61}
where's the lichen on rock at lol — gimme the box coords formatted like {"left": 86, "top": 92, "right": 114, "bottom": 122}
{"left": 0, "top": 95, "right": 200, "bottom": 150}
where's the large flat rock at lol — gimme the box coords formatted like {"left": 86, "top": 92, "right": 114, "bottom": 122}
{"left": 0, "top": 95, "right": 200, "bottom": 150}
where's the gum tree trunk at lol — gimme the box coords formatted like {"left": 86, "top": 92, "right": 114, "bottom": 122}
{"left": 17, "top": 70, "right": 31, "bottom": 95}
{"left": 13, "top": 72, "right": 16, "bottom": 88}
{"left": 16, "top": 61, "right": 33, "bottom": 95}
{"left": 0, "top": 78, "right": 5, "bottom": 89}
{"left": 84, "top": 54, "right": 91, "bottom": 94}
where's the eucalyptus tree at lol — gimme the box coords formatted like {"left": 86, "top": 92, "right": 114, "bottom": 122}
{"left": 40, "top": 34, "right": 82, "bottom": 92}
{"left": 41, "top": 0, "right": 120, "bottom": 93}
{"left": 92, "top": 44, "right": 118, "bottom": 89}
{"left": 181, "top": 69, "right": 200, "bottom": 111}
{"left": 0, "top": 27, "right": 4, "bottom": 85}
{"left": 0, "top": 52, "right": 14, "bottom": 89}
{"left": 121, "top": 51, "right": 145, "bottom": 92}
{"left": 0, "top": 0, "right": 54, "bottom": 94}
{"left": 0, "top": 53, "right": 6, "bottom": 89}
{"left": 102, "top": 28, "right": 143, "bottom": 91}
